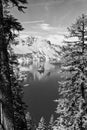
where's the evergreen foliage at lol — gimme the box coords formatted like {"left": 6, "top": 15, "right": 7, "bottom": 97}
{"left": 10, "top": 51, "right": 27, "bottom": 130}
{"left": 0, "top": 0, "right": 27, "bottom": 129}
{"left": 37, "top": 117, "right": 46, "bottom": 130}
{"left": 55, "top": 14, "right": 87, "bottom": 130}
{"left": 48, "top": 115, "right": 54, "bottom": 130}
{"left": 26, "top": 112, "right": 32, "bottom": 130}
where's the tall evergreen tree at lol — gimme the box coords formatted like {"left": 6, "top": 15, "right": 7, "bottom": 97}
{"left": 48, "top": 115, "right": 54, "bottom": 130}
{"left": 4, "top": 11, "right": 28, "bottom": 130}
{"left": 37, "top": 117, "right": 46, "bottom": 130}
{"left": 0, "top": 0, "right": 27, "bottom": 129}
{"left": 25, "top": 112, "right": 33, "bottom": 130}
{"left": 3, "top": 14, "right": 27, "bottom": 130}
{"left": 55, "top": 14, "right": 87, "bottom": 130}
{"left": 10, "top": 63, "right": 27, "bottom": 130}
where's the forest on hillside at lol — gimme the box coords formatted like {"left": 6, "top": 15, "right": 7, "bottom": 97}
{"left": 0, "top": 0, "right": 87, "bottom": 130}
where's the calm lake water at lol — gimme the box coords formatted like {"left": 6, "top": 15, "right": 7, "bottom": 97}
{"left": 22, "top": 61, "right": 61, "bottom": 123}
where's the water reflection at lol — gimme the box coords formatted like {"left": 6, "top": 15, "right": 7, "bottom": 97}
{"left": 20, "top": 61, "right": 59, "bottom": 82}
{"left": 21, "top": 61, "right": 61, "bottom": 122}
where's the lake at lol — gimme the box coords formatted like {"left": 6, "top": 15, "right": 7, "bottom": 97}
{"left": 21, "top": 61, "right": 61, "bottom": 123}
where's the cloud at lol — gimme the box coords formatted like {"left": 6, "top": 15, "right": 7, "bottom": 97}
{"left": 39, "top": 23, "right": 52, "bottom": 31}
{"left": 22, "top": 20, "right": 44, "bottom": 24}
{"left": 39, "top": 23, "right": 58, "bottom": 31}
{"left": 38, "top": 23, "right": 67, "bottom": 34}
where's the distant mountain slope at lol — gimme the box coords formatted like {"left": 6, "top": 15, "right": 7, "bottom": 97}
{"left": 14, "top": 36, "right": 60, "bottom": 64}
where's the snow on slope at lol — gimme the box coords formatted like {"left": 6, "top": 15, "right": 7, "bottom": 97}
{"left": 13, "top": 35, "right": 62, "bottom": 62}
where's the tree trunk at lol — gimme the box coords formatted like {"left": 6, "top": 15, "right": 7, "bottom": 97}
{"left": 0, "top": 0, "right": 14, "bottom": 129}
{"left": 0, "top": 0, "right": 4, "bottom": 127}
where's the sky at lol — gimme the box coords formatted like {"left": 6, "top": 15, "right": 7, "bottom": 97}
{"left": 11, "top": 0, "right": 87, "bottom": 42}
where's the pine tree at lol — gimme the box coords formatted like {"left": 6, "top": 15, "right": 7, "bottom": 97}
{"left": 4, "top": 12, "right": 28, "bottom": 130}
{"left": 48, "top": 115, "right": 54, "bottom": 130}
{"left": 37, "top": 117, "right": 46, "bottom": 130}
{"left": 0, "top": 0, "right": 27, "bottom": 129}
{"left": 25, "top": 112, "right": 32, "bottom": 130}
{"left": 10, "top": 57, "right": 27, "bottom": 130}
{"left": 55, "top": 14, "right": 87, "bottom": 130}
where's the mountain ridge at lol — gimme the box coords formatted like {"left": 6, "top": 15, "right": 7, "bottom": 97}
{"left": 13, "top": 36, "right": 60, "bottom": 64}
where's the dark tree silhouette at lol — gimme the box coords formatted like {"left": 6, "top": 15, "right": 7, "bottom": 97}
{"left": 0, "top": 0, "right": 27, "bottom": 129}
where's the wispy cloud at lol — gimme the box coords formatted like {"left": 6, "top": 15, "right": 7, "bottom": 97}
{"left": 39, "top": 23, "right": 52, "bottom": 31}
{"left": 22, "top": 20, "right": 44, "bottom": 24}
{"left": 38, "top": 23, "right": 67, "bottom": 33}
{"left": 30, "top": 22, "right": 67, "bottom": 35}
{"left": 38, "top": 23, "right": 57, "bottom": 31}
